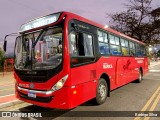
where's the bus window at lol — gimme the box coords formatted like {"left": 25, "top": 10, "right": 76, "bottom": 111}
{"left": 135, "top": 44, "right": 142, "bottom": 57}
{"left": 109, "top": 34, "right": 115, "bottom": 44}
{"left": 110, "top": 45, "right": 122, "bottom": 56}
{"left": 98, "top": 31, "right": 103, "bottom": 42}
{"left": 141, "top": 45, "right": 146, "bottom": 56}
{"left": 121, "top": 38, "right": 129, "bottom": 56}
{"left": 69, "top": 32, "right": 79, "bottom": 56}
{"left": 98, "top": 30, "right": 109, "bottom": 55}
{"left": 103, "top": 33, "right": 108, "bottom": 43}
{"left": 99, "top": 43, "right": 109, "bottom": 55}
{"left": 122, "top": 47, "right": 129, "bottom": 56}
{"left": 78, "top": 33, "right": 93, "bottom": 56}
{"left": 115, "top": 37, "right": 119, "bottom": 45}
{"left": 129, "top": 42, "right": 135, "bottom": 56}
{"left": 69, "top": 32, "right": 94, "bottom": 66}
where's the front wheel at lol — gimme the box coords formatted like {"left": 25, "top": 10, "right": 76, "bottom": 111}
{"left": 94, "top": 78, "right": 108, "bottom": 105}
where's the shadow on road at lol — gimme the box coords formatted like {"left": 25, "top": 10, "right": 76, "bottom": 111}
{"left": 19, "top": 105, "right": 71, "bottom": 119}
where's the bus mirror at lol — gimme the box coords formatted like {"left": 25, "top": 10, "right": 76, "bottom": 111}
{"left": 3, "top": 40, "right": 7, "bottom": 52}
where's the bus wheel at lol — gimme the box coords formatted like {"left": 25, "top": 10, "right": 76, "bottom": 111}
{"left": 94, "top": 78, "right": 108, "bottom": 105}
{"left": 137, "top": 69, "right": 143, "bottom": 83}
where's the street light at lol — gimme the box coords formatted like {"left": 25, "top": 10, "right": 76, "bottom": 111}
{"left": 104, "top": 25, "right": 109, "bottom": 28}
{"left": 149, "top": 48, "right": 152, "bottom": 51}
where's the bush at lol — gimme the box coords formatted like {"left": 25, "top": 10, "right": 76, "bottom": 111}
{"left": 0, "top": 48, "right": 5, "bottom": 68}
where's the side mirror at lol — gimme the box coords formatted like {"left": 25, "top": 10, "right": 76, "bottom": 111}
{"left": 3, "top": 40, "right": 7, "bottom": 52}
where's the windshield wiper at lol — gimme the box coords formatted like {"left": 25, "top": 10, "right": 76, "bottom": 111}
{"left": 32, "top": 29, "right": 46, "bottom": 48}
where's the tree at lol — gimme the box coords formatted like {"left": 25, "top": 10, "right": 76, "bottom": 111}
{"left": 0, "top": 48, "right": 5, "bottom": 68}
{"left": 108, "top": 0, "right": 160, "bottom": 45}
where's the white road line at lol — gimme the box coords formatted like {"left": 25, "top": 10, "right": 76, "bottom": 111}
{"left": 0, "top": 100, "right": 19, "bottom": 106}
{"left": 149, "top": 70, "right": 160, "bottom": 72}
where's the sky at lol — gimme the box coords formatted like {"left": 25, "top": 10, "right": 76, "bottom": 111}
{"left": 0, "top": 0, "right": 159, "bottom": 52}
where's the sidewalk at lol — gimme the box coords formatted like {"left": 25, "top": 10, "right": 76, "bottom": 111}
{"left": 0, "top": 72, "right": 22, "bottom": 109}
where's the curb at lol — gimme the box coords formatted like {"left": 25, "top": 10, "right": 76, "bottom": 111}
{"left": 0, "top": 100, "right": 23, "bottom": 109}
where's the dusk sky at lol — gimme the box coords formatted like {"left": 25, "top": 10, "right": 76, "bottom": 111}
{"left": 0, "top": 0, "right": 159, "bottom": 52}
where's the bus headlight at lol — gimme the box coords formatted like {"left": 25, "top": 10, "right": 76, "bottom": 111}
{"left": 51, "top": 74, "right": 68, "bottom": 91}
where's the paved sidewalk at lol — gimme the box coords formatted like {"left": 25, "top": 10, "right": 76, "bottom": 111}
{"left": 0, "top": 72, "right": 20, "bottom": 109}
{"left": 0, "top": 72, "right": 14, "bottom": 85}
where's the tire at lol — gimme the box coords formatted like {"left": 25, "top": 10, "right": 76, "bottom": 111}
{"left": 94, "top": 78, "right": 108, "bottom": 105}
{"left": 137, "top": 69, "right": 143, "bottom": 83}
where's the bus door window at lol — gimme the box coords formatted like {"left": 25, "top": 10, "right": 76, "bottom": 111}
{"left": 78, "top": 33, "right": 93, "bottom": 56}
{"left": 69, "top": 32, "right": 79, "bottom": 55}
{"left": 69, "top": 31, "right": 94, "bottom": 66}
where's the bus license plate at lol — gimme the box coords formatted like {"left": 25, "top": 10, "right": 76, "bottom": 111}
{"left": 28, "top": 92, "right": 36, "bottom": 98}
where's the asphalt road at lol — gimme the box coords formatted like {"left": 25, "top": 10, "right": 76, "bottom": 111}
{"left": 0, "top": 62, "right": 160, "bottom": 120}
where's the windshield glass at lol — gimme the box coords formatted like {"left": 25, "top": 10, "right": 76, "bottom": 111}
{"left": 14, "top": 27, "right": 63, "bottom": 70}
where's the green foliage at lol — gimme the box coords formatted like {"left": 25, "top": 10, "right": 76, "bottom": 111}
{"left": 108, "top": 0, "right": 160, "bottom": 45}
{"left": 0, "top": 48, "right": 5, "bottom": 68}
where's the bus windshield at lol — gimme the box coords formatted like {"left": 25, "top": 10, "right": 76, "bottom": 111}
{"left": 14, "top": 27, "right": 63, "bottom": 70}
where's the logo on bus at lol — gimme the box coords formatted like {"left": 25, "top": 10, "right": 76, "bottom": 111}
{"left": 103, "top": 63, "right": 113, "bottom": 69}
{"left": 137, "top": 60, "right": 143, "bottom": 63}
{"left": 30, "top": 83, "right": 34, "bottom": 89}
{"left": 123, "top": 60, "right": 131, "bottom": 70}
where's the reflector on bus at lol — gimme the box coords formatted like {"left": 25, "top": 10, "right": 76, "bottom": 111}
{"left": 19, "top": 13, "right": 61, "bottom": 32}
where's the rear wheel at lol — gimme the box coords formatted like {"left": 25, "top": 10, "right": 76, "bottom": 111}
{"left": 137, "top": 69, "right": 143, "bottom": 83}
{"left": 94, "top": 78, "right": 108, "bottom": 105}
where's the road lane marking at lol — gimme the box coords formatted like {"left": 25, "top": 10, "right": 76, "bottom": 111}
{"left": 149, "top": 70, "right": 160, "bottom": 72}
{"left": 0, "top": 83, "right": 14, "bottom": 87}
{"left": 143, "top": 93, "right": 160, "bottom": 120}
{"left": 134, "top": 86, "right": 160, "bottom": 120}
{"left": 0, "top": 100, "right": 19, "bottom": 106}
{"left": 0, "top": 94, "right": 14, "bottom": 98}
{"left": 141, "top": 87, "right": 160, "bottom": 111}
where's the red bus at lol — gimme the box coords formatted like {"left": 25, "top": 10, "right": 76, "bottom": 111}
{"left": 5, "top": 11, "right": 148, "bottom": 109}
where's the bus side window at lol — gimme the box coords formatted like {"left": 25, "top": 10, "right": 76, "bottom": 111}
{"left": 121, "top": 38, "right": 129, "bottom": 56}
{"left": 69, "top": 32, "right": 79, "bottom": 56}
{"left": 78, "top": 33, "right": 93, "bottom": 56}
{"left": 98, "top": 30, "right": 109, "bottom": 55}
{"left": 129, "top": 41, "right": 135, "bottom": 56}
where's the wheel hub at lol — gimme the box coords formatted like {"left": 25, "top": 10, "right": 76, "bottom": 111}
{"left": 98, "top": 84, "right": 106, "bottom": 100}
